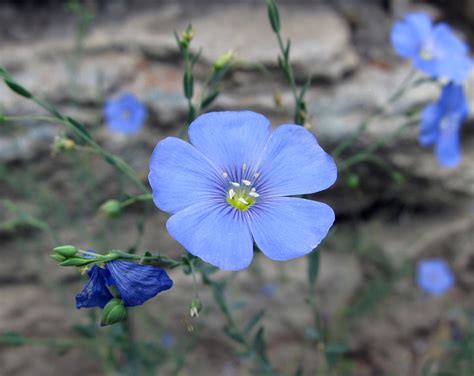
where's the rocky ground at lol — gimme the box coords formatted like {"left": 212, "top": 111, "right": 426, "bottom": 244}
{"left": 1, "top": 1, "right": 474, "bottom": 375}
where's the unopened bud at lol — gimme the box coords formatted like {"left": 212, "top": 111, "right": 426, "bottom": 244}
{"left": 100, "top": 199, "right": 122, "bottom": 218}
{"left": 101, "top": 298, "right": 127, "bottom": 326}
{"left": 53, "top": 136, "right": 75, "bottom": 153}
{"left": 50, "top": 253, "right": 66, "bottom": 263}
{"left": 59, "top": 257, "right": 91, "bottom": 267}
{"left": 181, "top": 24, "right": 194, "bottom": 46}
{"left": 190, "top": 297, "right": 203, "bottom": 318}
{"left": 346, "top": 174, "right": 360, "bottom": 189}
{"left": 53, "top": 245, "right": 78, "bottom": 257}
{"left": 213, "top": 50, "right": 235, "bottom": 70}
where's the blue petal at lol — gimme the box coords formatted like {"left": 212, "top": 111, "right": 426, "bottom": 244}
{"left": 248, "top": 197, "right": 335, "bottom": 261}
{"left": 432, "top": 24, "right": 472, "bottom": 82}
{"left": 254, "top": 125, "right": 337, "bottom": 197}
{"left": 149, "top": 137, "right": 226, "bottom": 214}
{"left": 435, "top": 115, "right": 463, "bottom": 167}
{"left": 105, "top": 261, "right": 173, "bottom": 307}
{"left": 76, "top": 266, "right": 113, "bottom": 309}
{"left": 419, "top": 103, "right": 441, "bottom": 146}
{"left": 391, "top": 12, "right": 431, "bottom": 58}
{"left": 166, "top": 201, "right": 254, "bottom": 270}
{"left": 188, "top": 111, "right": 271, "bottom": 182}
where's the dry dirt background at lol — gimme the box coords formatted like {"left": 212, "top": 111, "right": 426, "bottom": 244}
{"left": 1, "top": 0, "right": 474, "bottom": 375}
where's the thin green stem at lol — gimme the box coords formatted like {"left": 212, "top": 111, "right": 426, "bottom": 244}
{"left": 332, "top": 72, "right": 427, "bottom": 158}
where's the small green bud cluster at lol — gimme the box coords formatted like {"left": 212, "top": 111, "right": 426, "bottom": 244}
{"left": 101, "top": 298, "right": 127, "bottom": 326}
{"left": 52, "top": 135, "right": 76, "bottom": 154}
{"left": 50, "top": 245, "right": 120, "bottom": 267}
{"left": 179, "top": 24, "right": 194, "bottom": 49}
{"left": 213, "top": 50, "right": 235, "bottom": 71}
{"left": 189, "top": 297, "right": 203, "bottom": 318}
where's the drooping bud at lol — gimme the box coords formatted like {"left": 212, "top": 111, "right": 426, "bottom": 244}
{"left": 100, "top": 199, "right": 122, "bottom": 218}
{"left": 53, "top": 245, "right": 78, "bottom": 257}
{"left": 189, "top": 297, "right": 203, "bottom": 318}
{"left": 101, "top": 298, "right": 127, "bottom": 326}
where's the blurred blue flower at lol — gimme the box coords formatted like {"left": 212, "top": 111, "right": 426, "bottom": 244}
{"left": 76, "top": 258, "right": 173, "bottom": 309}
{"left": 417, "top": 258, "right": 454, "bottom": 295}
{"left": 104, "top": 93, "right": 148, "bottom": 134}
{"left": 420, "top": 82, "right": 468, "bottom": 167}
{"left": 161, "top": 334, "right": 175, "bottom": 349}
{"left": 149, "top": 111, "right": 337, "bottom": 270}
{"left": 260, "top": 283, "right": 277, "bottom": 297}
{"left": 391, "top": 12, "right": 473, "bottom": 82}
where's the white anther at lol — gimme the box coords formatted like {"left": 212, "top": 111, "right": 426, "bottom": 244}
{"left": 250, "top": 187, "right": 256, "bottom": 192}
{"left": 254, "top": 172, "right": 260, "bottom": 178}
{"left": 242, "top": 179, "right": 251, "bottom": 186}
{"left": 230, "top": 182, "right": 240, "bottom": 187}
{"left": 223, "top": 172, "right": 228, "bottom": 178}
{"left": 242, "top": 163, "right": 247, "bottom": 171}
{"left": 228, "top": 189, "right": 236, "bottom": 199}
{"left": 249, "top": 191, "right": 260, "bottom": 198}
{"left": 238, "top": 198, "right": 249, "bottom": 205}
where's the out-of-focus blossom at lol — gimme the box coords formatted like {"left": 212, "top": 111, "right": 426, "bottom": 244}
{"left": 104, "top": 93, "right": 147, "bottom": 134}
{"left": 417, "top": 258, "right": 454, "bottom": 295}
{"left": 391, "top": 12, "right": 473, "bottom": 83}
{"left": 420, "top": 82, "right": 468, "bottom": 167}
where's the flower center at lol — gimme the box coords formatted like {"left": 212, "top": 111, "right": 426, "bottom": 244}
{"left": 223, "top": 168, "right": 260, "bottom": 211}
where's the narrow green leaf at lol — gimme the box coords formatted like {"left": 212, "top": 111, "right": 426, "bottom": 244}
{"left": 183, "top": 70, "right": 194, "bottom": 99}
{"left": 266, "top": 0, "right": 280, "bottom": 33}
{"left": 244, "top": 309, "right": 265, "bottom": 335}
{"left": 253, "top": 327, "right": 269, "bottom": 364}
{"left": 201, "top": 91, "right": 219, "bottom": 109}
{"left": 4, "top": 79, "right": 32, "bottom": 98}
{"left": 67, "top": 116, "right": 92, "bottom": 140}
{"left": 308, "top": 249, "right": 320, "bottom": 288}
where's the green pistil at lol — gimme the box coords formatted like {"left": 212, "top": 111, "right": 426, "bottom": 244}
{"left": 225, "top": 180, "right": 259, "bottom": 211}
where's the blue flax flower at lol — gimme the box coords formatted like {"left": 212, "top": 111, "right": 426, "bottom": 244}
{"left": 104, "top": 92, "right": 148, "bottom": 134}
{"left": 420, "top": 82, "right": 468, "bottom": 167}
{"left": 417, "top": 258, "right": 454, "bottom": 295}
{"left": 149, "top": 111, "right": 337, "bottom": 271}
{"left": 391, "top": 12, "right": 473, "bottom": 82}
{"left": 76, "top": 257, "right": 173, "bottom": 309}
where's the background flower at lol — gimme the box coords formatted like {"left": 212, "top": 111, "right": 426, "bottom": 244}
{"left": 419, "top": 82, "right": 469, "bottom": 167}
{"left": 391, "top": 12, "right": 473, "bottom": 82}
{"left": 417, "top": 258, "right": 454, "bottom": 295}
{"left": 149, "top": 111, "right": 337, "bottom": 271}
{"left": 104, "top": 92, "right": 148, "bottom": 134}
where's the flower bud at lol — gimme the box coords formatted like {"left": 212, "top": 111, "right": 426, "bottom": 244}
{"left": 189, "top": 297, "right": 203, "bottom": 318}
{"left": 50, "top": 253, "right": 66, "bottom": 263}
{"left": 53, "top": 245, "right": 78, "bottom": 257}
{"left": 100, "top": 199, "right": 122, "bottom": 218}
{"left": 213, "top": 50, "right": 235, "bottom": 71}
{"left": 52, "top": 136, "right": 75, "bottom": 154}
{"left": 181, "top": 25, "right": 194, "bottom": 44}
{"left": 59, "top": 257, "right": 91, "bottom": 267}
{"left": 101, "top": 298, "right": 127, "bottom": 326}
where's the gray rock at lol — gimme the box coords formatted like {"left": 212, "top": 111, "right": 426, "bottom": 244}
{"left": 189, "top": 5, "right": 359, "bottom": 82}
